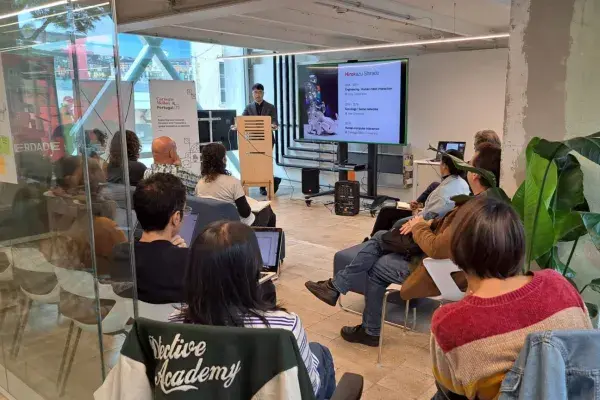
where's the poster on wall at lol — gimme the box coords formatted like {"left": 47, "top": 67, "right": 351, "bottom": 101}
{"left": 149, "top": 80, "right": 200, "bottom": 174}
{"left": 1, "top": 53, "right": 61, "bottom": 167}
{"left": 0, "top": 57, "right": 17, "bottom": 184}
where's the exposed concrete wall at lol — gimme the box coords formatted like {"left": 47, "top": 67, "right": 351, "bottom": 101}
{"left": 504, "top": 0, "right": 600, "bottom": 305}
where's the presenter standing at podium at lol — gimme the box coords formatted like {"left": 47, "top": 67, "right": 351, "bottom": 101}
{"left": 242, "top": 83, "right": 281, "bottom": 196}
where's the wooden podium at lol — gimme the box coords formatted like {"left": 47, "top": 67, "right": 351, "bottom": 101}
{"left": 236, "top": 116, "right": 274, "bottom": 199}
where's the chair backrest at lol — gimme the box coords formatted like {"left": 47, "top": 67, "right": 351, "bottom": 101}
{"left": 422, "top": 258, "right": 466, "bottom": 302}
{"left": 186, "top": 195, "right": 240, "bottom": 236}
{"left": 95, "top": 317, "right": 317, "bottom": 400}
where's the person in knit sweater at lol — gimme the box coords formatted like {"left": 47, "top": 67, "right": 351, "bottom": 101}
{"left": 431, "top": 196, "right": 592, "bottom": 400}
{"left": 305, "top": 144, "right": 502, "bottom": 346}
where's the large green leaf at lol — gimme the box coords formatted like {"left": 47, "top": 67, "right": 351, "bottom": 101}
{"left": 534, "top": 139, "right": 569, "bottom": 160}
{"left": 554, "top": 211, "right": 587, "bottom": 242}
{"left": 446, "top": 153, "right": 497, "bottom": 188}
{"left": 536, "top": 247, "right": 576, "bottom": 278}
{"left": 580, "top": 212, "right": 600, "bottom": 251}
{"left": 553, "top": 155, "right": 586, "bottom": 212}
{"left": 588, "top": 278, "right": 600, "bottom": 294}
{"left": 564, "top": 132, "right": 600, "bottom": 166}
{"left": 512, "top": 182, "right": 525, "bottom": 220}
{"left": 524, "top": 139, "right": 558, "bottom": 262}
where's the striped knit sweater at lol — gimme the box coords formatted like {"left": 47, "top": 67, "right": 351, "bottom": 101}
{"left": 431, "top": 270, "right": 592, "bottom": 400}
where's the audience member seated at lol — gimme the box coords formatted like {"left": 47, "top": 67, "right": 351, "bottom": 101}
{"left": 305, "top": 143, "right": 502, "bottom": 346}
{"left": 406, "top": 149, "right": 469, "bottom": 222}
{"left": 431, "top": 195, "right": 592, "bottom": 400}
{"left": 105, "top": 130, "right": 147, "bottom": 186}
{"left": 143, "top": 136, "right": 200, "bottom": 195}
{"left": 113, "top": 173, "right": 188, "bottom": 304}
{"left": 369, "top": 130, "right": 501, "bottom": 236}
{"left": 195, "top": 143, "right": 276, "bottom": 227}
{"left": 173, "top": 220, "right": 336, "bottom": 399}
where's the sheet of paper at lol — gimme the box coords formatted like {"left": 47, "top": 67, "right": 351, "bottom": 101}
{"left": 246, "top": 196, "right": 271, "bottom": 213}
{"left": 396, "top": 201, "right": 411, "bottom": 210}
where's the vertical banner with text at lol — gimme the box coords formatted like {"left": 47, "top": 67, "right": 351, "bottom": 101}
{"left": 0, "top": 56, "right": 18, "bottom": 184}
{"left": 149, "top": 80, "right": 200, "bottom": 174}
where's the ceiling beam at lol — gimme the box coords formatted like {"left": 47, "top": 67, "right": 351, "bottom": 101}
{"left": 237, "top": 7, "right": 420, "bottom": 43}
{"left": 136, "top": 26, "right": 314, "bottom": 53}
{"left": 177, "top": 17, "right": 377, "bottom": 49}
{"left": 118, "top": 0, "right": 296, "bottom": 33}
{"left": 315, "top": 0, "right": 492, "bottom": 36}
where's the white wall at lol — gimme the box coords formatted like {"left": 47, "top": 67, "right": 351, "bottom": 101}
{"left": 279, "top": 48, "right": 508, "bottom": 191}
{"left": 406, "top": 48, "right": 508, "bottom": 161}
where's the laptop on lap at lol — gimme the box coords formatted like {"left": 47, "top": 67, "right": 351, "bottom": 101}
{"left": 252, "top": 227, "right": 283, "bottom": 284}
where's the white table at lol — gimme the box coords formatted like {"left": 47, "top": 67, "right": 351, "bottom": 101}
{"left": 412, "top": 159, "right": 441, "bottom": 200}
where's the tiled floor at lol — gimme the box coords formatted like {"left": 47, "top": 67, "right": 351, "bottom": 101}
{"left": 272, "top": 188, "right": 437, "bottom": 399}
{"left": 0, "top": 184, "right": 437, "bottom": 399}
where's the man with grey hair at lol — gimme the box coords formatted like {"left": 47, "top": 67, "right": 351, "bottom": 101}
{"left": 474, "top": 129, "right": 501, "bottom": 151}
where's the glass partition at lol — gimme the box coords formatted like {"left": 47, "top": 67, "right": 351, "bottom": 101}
{"left": 0, "top": 0, "right": 136, "bottom": 399}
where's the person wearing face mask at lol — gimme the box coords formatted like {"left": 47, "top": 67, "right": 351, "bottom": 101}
{"left": 112, "top": 173, "right": 189, "bottom": 304}
{"left": 242, "top": 83, "right": 281, "bottom": 196}
{"left": 195, "top": 143, "right": 276, "bottom": 227}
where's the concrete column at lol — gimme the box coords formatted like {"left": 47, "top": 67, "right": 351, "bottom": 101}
{"left": 503, "top": 0, "right": 600, "bottom": 301}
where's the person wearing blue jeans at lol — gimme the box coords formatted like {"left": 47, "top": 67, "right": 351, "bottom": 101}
{"left": 309, "top": 342, "right": 336, "bottom": 400}
{"left": 306, "top": 231, "right": 412, "bottom": 345}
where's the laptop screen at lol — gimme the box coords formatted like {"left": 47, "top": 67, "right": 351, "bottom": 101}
{"left": 179, "top": 213, "right": 198, "bottom": 245}
{"left": 436, "top": 141, "right": 466, "bottom": 160}
{"left": 254, "top": 229, "right": 281, "bottom": 268}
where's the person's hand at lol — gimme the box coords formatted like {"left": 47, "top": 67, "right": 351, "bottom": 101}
{"left": 400, "top": 217, "right": 414, "bottom": 235}
{"left": 271, "top": 123, "right": 279, "bottom": 130}
{"left": 171, "top": 235, "right": 187, "bottom": 248}
{"left": 409, "top": 201, "right": 420, "bottom": 210}
{"left": 400, "top": 215, "right": 426, "bottom": 235}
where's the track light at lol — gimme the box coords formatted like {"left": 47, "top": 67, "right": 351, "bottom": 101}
{"left": 218, "top": 33, "right": 509, "bottom": 60}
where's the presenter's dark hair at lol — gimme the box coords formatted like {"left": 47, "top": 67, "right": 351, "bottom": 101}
{"left": 133, "top": 173, "right": 186, "bottom": 232}
{"left": 200, "top": 142, "right": 230, "bottom": 183}
{"left": 472, "top": 143, "right": 502, "bottom": 188}
{"left": 251, "top": 83, "right": 264, "bottom": 91}
{"left": 180, "top": 221, "right": 284, "bottom": 327}
{"left": 451, "top": 195, "right": 524, "bottom": 279}
{"left": 441, "top": 149, "right": 464, "bottom": 177}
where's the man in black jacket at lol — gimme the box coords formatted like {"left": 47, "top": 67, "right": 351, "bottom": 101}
{"left": 242, "top": 83, "right": 281, "bottom": 195}
{"left": 113, "top": 173, "right": 189, "bottom": 304}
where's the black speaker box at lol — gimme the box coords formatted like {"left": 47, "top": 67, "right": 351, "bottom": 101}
{"left": 335, "top": 181, "right": 360, "bottom": 216}
{"left": 302, "top": 168, "right": 320, "bottom": 194}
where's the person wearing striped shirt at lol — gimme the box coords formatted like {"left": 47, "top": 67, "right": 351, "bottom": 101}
{"left": 173, "top": 220, "right": 336, "bottom": 399}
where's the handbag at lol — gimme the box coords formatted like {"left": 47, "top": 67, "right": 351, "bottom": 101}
{"left": 379, "top": 224, "right": 424, "bottom": 260}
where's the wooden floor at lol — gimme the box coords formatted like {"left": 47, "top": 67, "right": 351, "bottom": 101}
{"left": 0, "top": 184, "right": 437, "bottom": 400}
{"left": 273, "top": 188, "right": 437, "bottom": 400}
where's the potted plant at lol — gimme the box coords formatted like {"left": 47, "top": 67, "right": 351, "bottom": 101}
{"left": 448, "top": 134, "right": 600, "bottom": 325}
